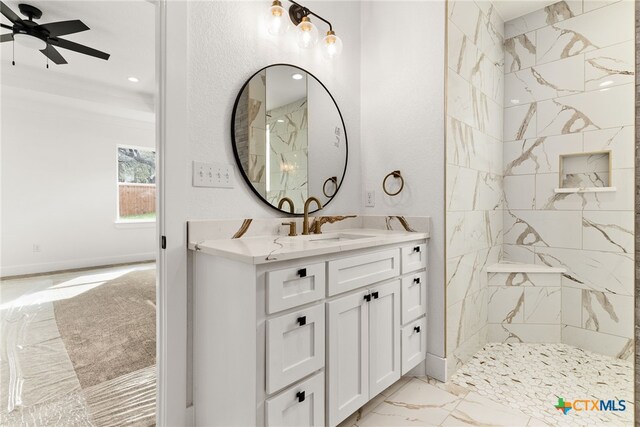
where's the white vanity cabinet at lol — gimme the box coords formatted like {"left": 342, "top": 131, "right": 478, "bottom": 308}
{"left": 192, "top": 237, "right": 428, "bottom": 427}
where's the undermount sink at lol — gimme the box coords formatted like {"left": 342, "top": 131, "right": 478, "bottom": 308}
{"left": 308, "top": 233, "right": 374, "bottom": 242}
{"left": 281, "top": 232, "right": 375, "bottom": 243}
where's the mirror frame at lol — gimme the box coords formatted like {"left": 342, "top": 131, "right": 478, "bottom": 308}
{"left": 230, "top": 63, "right": 349, "bottom": 215}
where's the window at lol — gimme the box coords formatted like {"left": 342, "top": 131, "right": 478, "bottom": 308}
{"left": 117, "top": 146, "right": 156, "bottom": 222}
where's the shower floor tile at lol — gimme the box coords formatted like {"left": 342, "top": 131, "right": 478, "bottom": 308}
{"left": 449, "top": 343, "right": 633, "bottom": 426}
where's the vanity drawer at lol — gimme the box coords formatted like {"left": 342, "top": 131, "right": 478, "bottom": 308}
{"left": 327, "top": 248, "right": 400, "bottom": 296}
{"left": 401, "top": 243, "right": 427, "bottom": 274}
{"left": 401, "top": 317, "right": 427, "bottom": 375}
{"left": 266, "top": 263, "right": 326, "bottom": 314}
{"left": 266, "top": 372, "right": 324, "bottom": 427}
{"left": 266, "top": 303, "right": 325, "bottom": 394}
{"left": 401, "top": 272, "right": 427, "bottom": 325}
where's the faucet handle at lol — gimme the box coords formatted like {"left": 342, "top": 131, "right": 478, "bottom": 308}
{"left": 313, "top": 218, "right": 324, "bottom": 235}
{"left": 282, "top": 221, "right": 297, "bottom": 237}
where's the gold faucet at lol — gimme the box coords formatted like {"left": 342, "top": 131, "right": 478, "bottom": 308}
{"left": 302, "top": 196, "right": 323, "bottom": 235}
{"left": 278, "top": 197, "right": 297, "bottom": 236}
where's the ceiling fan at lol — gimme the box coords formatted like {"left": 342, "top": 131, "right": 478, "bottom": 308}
{"left": 0, "top": 1, "right": 109, "bottom": 65}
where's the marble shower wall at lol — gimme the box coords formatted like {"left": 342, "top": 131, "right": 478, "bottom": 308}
{"left": 445, "top": 0, "right": 504, "bottom": 377}
{"left": 502, "top": 0, "right": 635, "bottom": 360}
{"left": 266, "top": 99, "right": 309, "bottom": 207}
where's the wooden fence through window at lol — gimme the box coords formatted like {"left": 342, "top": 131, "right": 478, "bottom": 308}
{"left": 118, "top": 183, "right": 156, "bottom": 217}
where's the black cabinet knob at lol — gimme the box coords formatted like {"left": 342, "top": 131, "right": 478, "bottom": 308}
{"left": 297, "top": 316, "right": 306, "bottom": 326}
{"left": 296, "top": 391, "right": 305, "bottom": 402}
{"left": 297, "top": 268, "right": 307, "bottom": 278}
{"left": 372, "top": 291, "right": 379, "bottom": 299}
{"left": 413, "top": 246, "right": 421, "bottom": 253}
{"left": 413, "top": 277, "right": 421, "bottom": 284}
{"left": 414, "top": 326, "right": 421, "bottom": 333}
{"left": 364, "top": 294, "right": 371, "bottom": 302}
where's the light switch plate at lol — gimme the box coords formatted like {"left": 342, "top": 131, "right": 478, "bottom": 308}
{"left": 193, "top": 161, "right": 235, "bottom": 188}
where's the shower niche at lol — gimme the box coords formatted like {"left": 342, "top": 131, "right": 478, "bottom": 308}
{"left": 556, "top": 151, "right": 615, "bottom": 193}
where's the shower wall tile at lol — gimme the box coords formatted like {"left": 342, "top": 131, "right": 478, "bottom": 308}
{"left": 501, "top": 244, "right": 535, "bottom": 264}
{"left": 535, "top": 169, "right": 634, "bottom": 211}
{"left": 584, "top": 41, "right": 635, "bottom": 91}
{"left": 562, "top": 325, "right": 633, "bottom": 360}
{"left": 583, "top": 0, "right": 621, "bottom": 13}
{"left": 504, "top": 134, "right": 582, "bottom": 176}
{"left": 534, "top": 247, "right": 634, "bottom": 296}
{"left": 535, "top": 0, "right": 633, "bottom": 65}
{"left": 524, "top": 287, "right": 561, "bottom": 324}
{"left": 446, "top": 0, "right": 504, "bottom": 377}
{"left": 504, "top": 103, "right": 537, "bottom": 142}
{"left": 504, "top": 54, "right": 585, "bottom": 104}
{"left": 488, "top": 323, "right": 561, "bottom": 343}
{"left": 504, "top": 32, "right": 536, "bottom": 73}
{"left": 582, "top": 211, "right": 634, "bottom": 253}
{"left": 504, "top": 0, "right": 582, "bottom": 39}
{"left": 503, "top": 210, "right": 582, "bottom": 249}
{"left": 488, "top": 272, "right": 560, "bottom": 287}
{"left": 583, "top": 126, "right": 634, "bottom": 169}
{"left": 537, "top": 84, "right": 634, "bottom": 137}
{"left": 561, "top": 286, "right": 582, "bottom": 327}
{"left": 487, "top": 287, "right": 524, "bottom": 323}
{"left": 503, "top": 175, "right": 535, "bottom": 210}
{"left": 582, "top": 290, "right": 634, "bottom": 338}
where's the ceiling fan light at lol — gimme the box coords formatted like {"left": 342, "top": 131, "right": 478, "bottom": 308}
{"left": 13, "top": 33, "right": 47, "bottom": 50}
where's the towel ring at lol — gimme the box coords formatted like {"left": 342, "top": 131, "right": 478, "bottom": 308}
{"left": 383, "top": 170, "right": 404, "bottom": 196}
{"left": 323, "top": 176, "right": 338, "bottom": 198}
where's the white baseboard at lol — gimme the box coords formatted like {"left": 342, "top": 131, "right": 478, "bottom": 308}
{"left": 0, "top": 252, "right": 156, "bottom": 278}
{"left": 185, "top": 405, "right": 195, "bottom": 427}
{"left": 426, "top": 352, "right": 447, "bottom": 382}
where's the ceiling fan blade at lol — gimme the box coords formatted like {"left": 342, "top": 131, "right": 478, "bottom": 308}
{"left": 40, "top": 44, "right": 67, "bottom": 65}
{"left": 39, "top": 20, "right": 89, "bottom": 37}
{"left": 0, "top": 32, "right": 12, "bottom": 42}
{"left": 0, "top": 1, "right": 20, "bottom": 23}
{"left": 49, "top": 37, "right": 109, "bottom": 60}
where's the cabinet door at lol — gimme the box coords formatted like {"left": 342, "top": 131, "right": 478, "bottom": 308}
{"left": 265, "top": 372, "right": 324, "bottom": 427}
{"left": 266, "top": 304, "right": 325, "bottom": 394}
{"left": 401, "top": 317, "right": 427, "bottom": 375}
{"left": 327, "top": 290, "right": 369, "bottom": 427}
{"left": 368, "top": 280, "right": 401, "bottom": 398}
{"left": 401, "top": 272, "right": 427, "bottom": 325}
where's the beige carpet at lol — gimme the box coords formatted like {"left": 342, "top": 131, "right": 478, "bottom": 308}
{"left": 53, "top": 269, "right": 156, "bottom": 389}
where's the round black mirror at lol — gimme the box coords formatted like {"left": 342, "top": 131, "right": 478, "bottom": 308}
{"left": 231, "top": 64, "right": 348, "bottom": 214}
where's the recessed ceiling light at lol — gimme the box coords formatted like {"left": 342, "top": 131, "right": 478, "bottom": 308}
{"left": 510, "top": 99, "right": 520, "bottom": 105}
{"left": 291, "top": 73, "right": 303, "bottom": 80}
{"left": 599, "top": 80, "right": 613, "bottom": 87}
{"left": 128, "top": 76, "right": 139, "bottom": 83}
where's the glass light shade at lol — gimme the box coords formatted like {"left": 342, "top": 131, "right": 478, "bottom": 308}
{"left": 267, "top": 3, "right": 287, "bottom": 35}
{"left": 296, "top": 17, "right": 318, "bottom": 49}
{"left": 14, "top": 33, "right": 47, "bottom": 50}
{"left": 321, "top": 31, "right": 343, "bottom": 59}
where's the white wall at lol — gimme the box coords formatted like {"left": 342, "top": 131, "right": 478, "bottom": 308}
{"left": 360, "top": 1, "right": 446, "bottom": 370}
{"left": 187, "top": 0, "right": 361, "bottom": 219}
{"left": 0, "top": 75, "right": 156, "bottom": 277}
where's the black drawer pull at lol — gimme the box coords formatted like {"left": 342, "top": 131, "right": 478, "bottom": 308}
{"left": 413, "top": 277, "right": 421, "bottom": 284}
{"left": 414, "top": 326, "right": 421, "bottom": 333}
{"left": 413, "top": 246, "right": 421, "bottom": 253}
{"left": 296, "top": 391, "right": 305, "bottom": 402}
{"left": 372, "top": 291, "right": 379, "bottom": 299}
{"left": 297, "top": 268, "right": 307, "bottom": 278}
{"left": 364, "top": 294, "right": 371, "bottom": 302}
{"left": 297, "top": 316, "right": 306, "bottom": 326}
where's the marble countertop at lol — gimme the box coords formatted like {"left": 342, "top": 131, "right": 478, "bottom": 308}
{"left": 189, "top": 228, "right": 429, "bottom": 265}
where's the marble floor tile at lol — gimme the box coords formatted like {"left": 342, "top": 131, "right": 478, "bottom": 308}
{"left": 441, "top": 391, "right": 530, "bottom": 426}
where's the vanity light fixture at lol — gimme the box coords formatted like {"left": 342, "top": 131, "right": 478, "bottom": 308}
{"left": 266, "top": 0, "right": 343, "bottom": 59}
{"left": 267, "top": 0, "right": 288, "bottom": 35}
